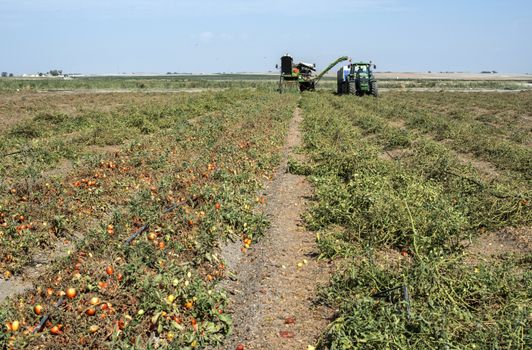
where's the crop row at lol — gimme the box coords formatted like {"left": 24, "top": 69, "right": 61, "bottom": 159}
{"left": 352, "top": 92, "right": 532, "bottom": 178}
{"left": 293, "top": 92, "right": 530, "bottom": 349}
{"left": 2, "top": 77, "right": 529, "bottom": 93}
{"left": 0, "top": 77, "right": 279, "bottom": 91}
{"left": 0, "top": 91, "right": 291, "bottom": 273}
{"left": 0, "top": 90, "right": 297, "bottom": 349}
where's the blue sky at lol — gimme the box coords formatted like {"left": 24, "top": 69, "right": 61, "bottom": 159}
{"left": 1, "top": 0, "right": 531, "bottom": 74}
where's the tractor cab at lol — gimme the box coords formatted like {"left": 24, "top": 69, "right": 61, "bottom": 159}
{"left": 352, "top": 64, "right": 369, "bottom": 74}
{"left": 337, "top": 61, "right": 378, "bottom": 96}
{"left": 350, "top": 63, "right": 373, "bottom": 87}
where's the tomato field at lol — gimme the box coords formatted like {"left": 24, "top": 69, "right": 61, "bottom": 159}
{"left": 0, "top": 88, "right": 297, "bottom": 348}
{"left": 0, "top": 79, "right": 530, "bottom": 349}
{"left": 293, "top": 91, "right": 531, "bottom": 349}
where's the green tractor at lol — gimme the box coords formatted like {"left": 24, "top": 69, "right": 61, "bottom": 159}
{"left": 337, "top": 62, "right": 378, "bottom": 97}
{"left": 278, "top": 54, "right": 348, "bottom": 92}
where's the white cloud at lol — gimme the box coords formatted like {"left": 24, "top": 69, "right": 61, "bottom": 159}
{"left": 220, "top": 33, "right": 233, "bottom": 41}
{"left": 200, "top": 31, "right": 214, "bottom": 42}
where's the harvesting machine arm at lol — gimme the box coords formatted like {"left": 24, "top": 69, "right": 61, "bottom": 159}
{"left": 314, "top": 56, "right": 349, "bottom": 84}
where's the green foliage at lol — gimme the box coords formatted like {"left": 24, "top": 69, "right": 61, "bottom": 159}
{"left": 363, "top": 91, "right": 532, "bottom": 178}
{"left": 9, "top": 121, "right": 42, "bottom": 138}
{"left": 319, "top": 250, "right": 530, "bottom": 349}
{"left": 0, "top": 75, "right": 282, "bottom": 91}
{"left": 298, "top": 92, "right": 531, "bottom": 349}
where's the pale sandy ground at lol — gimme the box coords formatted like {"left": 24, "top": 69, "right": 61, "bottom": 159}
{"left": 374, "top": 72, "right": 531, "bottom": 80}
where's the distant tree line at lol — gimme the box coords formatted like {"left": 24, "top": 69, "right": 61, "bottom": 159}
{"left": 2, "top": 69, "right": 65, "bottom": 77}
{"left": 48, "top": 69, "right": 63, "bottom": 76}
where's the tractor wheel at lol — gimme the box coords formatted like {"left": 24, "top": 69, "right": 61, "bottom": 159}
{"left": 348, "top": 81, "right": 357, "bottom": 95}
{"left": 371, "top": 81, "right": 379, "bottom": 97}
{"left": 299, "top": 82, "right": 314, "bottom": 92}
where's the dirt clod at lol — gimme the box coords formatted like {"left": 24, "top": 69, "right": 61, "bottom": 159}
{"left": 284, "top": 316, "right": 296, "bottom": 324}
{"left": 279, "top": 331, "right": 296, "bottom": 338}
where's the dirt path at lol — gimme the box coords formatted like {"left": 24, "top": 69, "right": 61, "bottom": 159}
{"left": 0, "top": 240, "right": 74, "bottom": 303}
{"left": 218, "top": 107, "right": 332, "bottom": 350}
